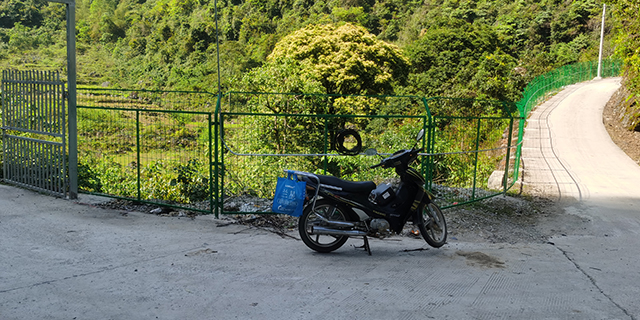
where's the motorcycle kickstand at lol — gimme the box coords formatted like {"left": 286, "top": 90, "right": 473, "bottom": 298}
{"left": 356, "top": 236, "right": 372, "bottom": 255}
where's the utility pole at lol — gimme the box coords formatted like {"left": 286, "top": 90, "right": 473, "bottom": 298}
{"left": 47, "top": 0, "right": 77, "bottom": 199}
{"left": 596, "top": 4, "right": 606, "bottom": 80}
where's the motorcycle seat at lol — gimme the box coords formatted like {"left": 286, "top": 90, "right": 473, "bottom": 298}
{"left": 317, "top": 175, "right": 376, "bottom": 194}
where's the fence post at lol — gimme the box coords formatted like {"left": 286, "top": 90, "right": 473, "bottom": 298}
{"left": 217, "top": 106, "right": 224, "bottom": 218}
{"left": 136, "top": 110, "right": 141, "bottom": 201}
{"left": 323, "top": 116, "right": 329, "bottom": 174}
{"left": 503, "top": 117, "right": 514, "bottom": 193}
{"left": 45, "top": 0, "right": 77, "bottom": 198}
{"left": 208, "top": 112, "right": 215, "bottom": 217}
{"left": 471, "top": 118, "right": 481, "bottom": 200}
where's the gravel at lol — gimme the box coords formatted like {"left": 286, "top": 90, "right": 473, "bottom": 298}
{"left": 96, "top": 191, "right": 585, "bottom": 245}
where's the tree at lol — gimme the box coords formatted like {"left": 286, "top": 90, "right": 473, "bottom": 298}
{"left": 0, "top": 0, "right": 46, "bottom": 28}
{"left": 267, "top": 22, "right": 409, "bottom": 96}
{"left": 403, "top": 19, "right": 501, "bottom": 101}
{"left": 610, "top": 0, "right": 640, "bottom": 93}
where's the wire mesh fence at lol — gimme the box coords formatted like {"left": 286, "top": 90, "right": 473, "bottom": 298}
{"left": 219, "top": 92, "right": 430, "bottom": 214}
{"left": 1, "top": 59, "right": 621, "bottom": 215}
{"left": 425, "top": 98, "right": 521, "bottom": 208}
{"left": 76, "top": 88, "right": 216, "bottom": 214}
{"left": 517, "top": 59, "right": 622, "bottom": 117}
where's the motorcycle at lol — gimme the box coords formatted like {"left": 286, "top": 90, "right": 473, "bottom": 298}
{"left": 287, "top": 129, "right": 447, "bottom": 255}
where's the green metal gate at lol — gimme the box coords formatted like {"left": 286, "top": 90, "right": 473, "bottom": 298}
{"left": 1, "top": 70, "right": 67, "bottom": 197}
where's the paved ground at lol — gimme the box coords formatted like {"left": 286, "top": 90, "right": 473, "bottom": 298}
{"left": 2, "top": 77, "right": 639, "bottom": 319}
{"left": 521, "top": 77, "right": 637, "bottom": 201}
{"left": 521, "top": 77, "right": 640, "bottom": 319}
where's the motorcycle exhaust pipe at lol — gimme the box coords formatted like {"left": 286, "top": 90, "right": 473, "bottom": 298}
{"left": 311, "top": 226, "right": 367, "bottom": 237}
{"left": 312, "top": 212, "right": 356, "bottom": 228}
{"left": 323, "top": 220, "right": 356, "bottom": 228}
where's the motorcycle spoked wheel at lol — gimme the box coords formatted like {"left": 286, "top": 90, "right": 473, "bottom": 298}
{"left": 298, "top": 200, "right": 351, "bottom": 253}
{"left": 418, "top": 202, "right": 447, "bottom": 247}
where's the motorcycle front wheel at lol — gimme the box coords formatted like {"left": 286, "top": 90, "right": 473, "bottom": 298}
{"left": 298, "top": 200, "right": 350, "bottom": 253}
{"left": 418, "top": 202, "right": 447, "bottom": 247}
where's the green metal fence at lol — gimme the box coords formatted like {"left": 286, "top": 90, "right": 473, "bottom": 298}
{"left": 213, "top": 91, "right": 521, "bottom": 212}
{"left": 76, "top": 88, "right": 219, "bottom": 214}
{"left": 425, "top": 98, "right": 521, "bottom": 208}
{"left": 2, "top": 59, "right": 621, "bottom": 215}
{"left": 218, "top": 92, "right": 431, "bottom": 214}
{"left": 517, "top": 58, "right": 622, "bottom": 117}
{"left": 511, "top": 58, "right": 622, "bottom": 187}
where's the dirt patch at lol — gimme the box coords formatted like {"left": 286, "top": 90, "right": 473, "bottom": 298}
{"left": 95, "top": 192, "right": 586, "bottom": 245}
{"left": 443, "top": 194, "right": 589, "bottom": 244}
{"left": 457, "top": 251, "right": 505, "bottom": 268}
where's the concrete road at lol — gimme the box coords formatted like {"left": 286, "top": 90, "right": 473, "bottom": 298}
{"left": 1, "top": 77, "right": 639, "bottom": 319}
{"left": 522, "top": 77, "right": 640, "bottom": 319}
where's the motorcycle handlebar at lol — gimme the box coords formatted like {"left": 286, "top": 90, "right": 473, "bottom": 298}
{"left": 370, "top": 147, "right": 424, "bottom": 169}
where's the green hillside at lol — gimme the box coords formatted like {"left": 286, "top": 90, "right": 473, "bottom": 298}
{"left": 0, "top": 0, "right": 625, "bottom": 103}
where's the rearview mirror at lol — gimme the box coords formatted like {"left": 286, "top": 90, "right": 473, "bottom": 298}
{"left": 416, "top": 129, "right": 425, "bottom": 142}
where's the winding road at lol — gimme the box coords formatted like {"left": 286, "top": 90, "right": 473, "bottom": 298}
{"left": 522, "top": 77, "right": 640, "bottom": 202}
{"left": 523, "top": 77, "right": 640, "bottom": 319}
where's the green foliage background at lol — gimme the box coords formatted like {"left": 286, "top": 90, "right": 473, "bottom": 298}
{"left": 609, "top": 0, "right": 639, "bottom": 92}
{"left": 0, "top": 0, "right": 617, "bottom": 100}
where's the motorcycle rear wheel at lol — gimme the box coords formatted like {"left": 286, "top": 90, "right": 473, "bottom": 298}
{"left": 418, "top": 202, "right": 447, "bottom": 247}
{"left": 298, "top": 200, "right": 350, "bottom": 253}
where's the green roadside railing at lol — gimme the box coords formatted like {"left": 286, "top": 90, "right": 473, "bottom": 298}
{"left": 510, "top": 58, "right": 622, "bottom": 186}
{"left": 517, "top": 59, "right": 622, "bottom": 117}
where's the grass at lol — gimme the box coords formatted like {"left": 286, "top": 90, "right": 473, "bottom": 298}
{"left": 107, "top": 149, "right": 207, "bottom": 168}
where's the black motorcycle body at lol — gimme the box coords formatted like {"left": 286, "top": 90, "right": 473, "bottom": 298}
{"left": 288, "top": 130, "right": 447, "bottom": 254}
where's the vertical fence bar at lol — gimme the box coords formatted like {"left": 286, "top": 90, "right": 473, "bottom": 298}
{"left": 1, "top": 70, "right": 5, "bottom": 181}
{"left": 60, "top": 72, "right": 67, "bottom": 198}
{"left": 323, "top": 116, "right": 328, "bottom": 174}
{"left": 421, "top": 115, "right": 429, "bottom": 188}
{"left": 43, "top": 142, "right": 48, "bottom": 192}
{"left": 15, "top": 138, "right": 20, "bottom": 185}
{"left": 208, "top": 112, "right": 214, "bottom": 216}
{"left": 24, "top": 139, "right": 28, "bottom": 186}
{"left": 36, "top": 140, "right": 40, "bottom": 190}
{"left": 503, "top": 117, "right": 514, "bottom": 193}
{"left": 214, "top": 94, "right": 221, "bottom": 217}
{"left": 219, "top": 112, "right": 225, "bottom": 217}
{"left": 17, "top": 71, "right": 22, "bottom": 129}
{"left": 11, "top": 139, "right": 16, "bottom": 183}
{"left": 425, "top": 97, "right": 436, "bottom": 192}
{"left": 471, "top": 118, "right": 481, "bottom": 200}
{"left": 66, "top": 0, "right": 78, "bottom": 199}
{"left": 512, "top": 116, "right": 526, "bottom": 186}
{"left": 136, "top": 109, "right": 141, "bottom": 201}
